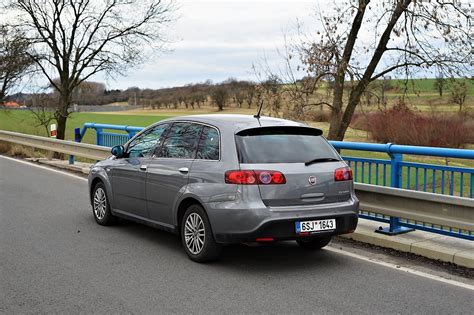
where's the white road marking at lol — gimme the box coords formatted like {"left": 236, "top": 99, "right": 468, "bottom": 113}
{"left": 0, "top": 154, "right": 88, "bottom": 182}
{"left": 2, "top": 154, "right": 473, "bottom": 290}
{"left": 326, "top": 247, "right": 474, "bottom": 291}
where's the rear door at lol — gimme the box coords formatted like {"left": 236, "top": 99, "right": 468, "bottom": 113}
{"left": 236, "top": 126, "right": 352, "bottom": 207}
{"left": 146, "top": 122, "right": 203, "bottom": 225}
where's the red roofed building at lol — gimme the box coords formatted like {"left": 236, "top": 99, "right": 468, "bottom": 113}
{"left": 2, "top": 101, "right": 20, "bottom": 108}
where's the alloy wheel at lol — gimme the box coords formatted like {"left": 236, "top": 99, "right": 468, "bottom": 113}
{"left": 93, "top": 187, "right": 107, "bottom": 220}
{"left": 184, "top": 213, "right": 206, "bottom": 254}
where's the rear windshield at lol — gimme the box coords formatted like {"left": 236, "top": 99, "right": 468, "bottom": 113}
{"left": 236, "top": 127, "right": 340, "bottom": 164}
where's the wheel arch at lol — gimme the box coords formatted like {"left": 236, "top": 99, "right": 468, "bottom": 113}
{"left": 175, "top": 196, "right": 207, "bottom": 230}
{"left": 89, "top": 169, "right": 113, "bottom": 207}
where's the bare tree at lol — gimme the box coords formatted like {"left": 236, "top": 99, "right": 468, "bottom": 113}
{"left": 253, "top": 37, "right": 334, "bottom": 121}
{"left": 434, "top": 75, "right": 445, "bottom": 97}
{"left": 245, "top": 85, "right": 256, "bottom": 108}
{"left": 261, "top": 75, "right": 283, "bottom": 117}
{"left": 234, "top": 89, "right": 245, "bottom": 108}
{"left": 29, "top": 105, "right": 56, "bottom": 136}
{"left": 451, "top": 80, "right": 467, "bottom": 112}
{"left": 0, "top": 25, "right": 33, "bottom": 102}
{"left": 5, "top": 0, "right": 173, "bottom": 139}
{"left": 290, "top": 0, "right": 471, "bottom": 140}
{"left": 376, "top": 76, "right": 393, "bottom": 105}
{"left": 211, "top": 86, "right": 228, "bottom": 111}
{"left": 26, "top": 93, "right": 57, "bottom": 136}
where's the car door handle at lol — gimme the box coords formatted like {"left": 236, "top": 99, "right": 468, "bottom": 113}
{"left": 140, "top": 165, "right": 147, "bottom": 171}
{"left": 178, "top": 167, "right": 189, "bottom": 174}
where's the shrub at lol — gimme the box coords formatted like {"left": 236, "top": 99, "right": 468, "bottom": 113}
{"left": 365, "top": 102, "right": 472, "bottom": 148}
{"left": 0, "top": 141, "right": 36, "bottom": 157}
{"left": 350, "top": 113, "right": 369, "bottom": 130}
{"left": 305, "top": 109, "right": 330, "bottom": 122}
{"left": 0, "top": 141, "right": 12, "bottom": 153}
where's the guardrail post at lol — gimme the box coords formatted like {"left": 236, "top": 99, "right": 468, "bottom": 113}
{"left": 389, "top": 152, "right": 403, "bottom": 188}
{"left": 68, "top": 128, "right": 81, "bottom": 165}
{"left": 127, "top": 131, "right": 137, "bottom": 139}
{"left": 375, "top": 150, "right": 414, "bottom": 236}
{"left": 96, "top": 128, "right": 103, "bottom": 146}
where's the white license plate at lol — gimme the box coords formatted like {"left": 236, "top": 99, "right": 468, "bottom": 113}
{"left": 296, "top": 219, "right": 336, "bottom": 233}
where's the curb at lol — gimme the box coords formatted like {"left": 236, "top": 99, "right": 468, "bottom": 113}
{"left": 341, "top": 220, "right": 474, "bottom": 269}
{"left": 26, "top": 158, "right": 91, "bottom": 175}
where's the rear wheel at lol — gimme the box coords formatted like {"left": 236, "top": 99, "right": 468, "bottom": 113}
{"left": 181, "top": 204, "right": 222, "bottom": 263}
{"left": 296, "top": 236, "right": 332, "bottom": 250}
{"left": 92, "top": 182, "right": 116, "bottom": 226}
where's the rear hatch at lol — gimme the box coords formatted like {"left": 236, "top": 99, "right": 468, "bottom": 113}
{"left": 236, "top": 126, "right": 352, "bottom": 207}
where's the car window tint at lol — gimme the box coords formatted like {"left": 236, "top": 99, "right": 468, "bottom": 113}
{"left": 196, "top": 126, "right": 219, "bottom": 160}
{"left": 157, "top": 122, "right": 202, "bottom": 159}
{"left": 127, "top": 123, "right": 169, "bottom": 158}
{"left": 236, "top": 133, "right": 339, "bottom": 163}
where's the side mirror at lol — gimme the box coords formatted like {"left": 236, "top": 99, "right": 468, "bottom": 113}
{"left": 111, "top": 145, "right": 125, "bottom": 158}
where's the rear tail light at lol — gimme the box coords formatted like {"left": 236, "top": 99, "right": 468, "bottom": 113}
{"left": 225, "top": 170, "right": 286, "bottom": 185}
{"left": 334, "top": 167, "right": 353, "bottom": 181}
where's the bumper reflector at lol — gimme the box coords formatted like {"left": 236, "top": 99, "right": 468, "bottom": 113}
{"left": 256, "top": 237, "right": 274, "bottom": 242}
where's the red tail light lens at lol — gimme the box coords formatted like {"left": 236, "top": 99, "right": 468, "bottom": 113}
{"left": 334, "top": 167, "right": 353, "bottom": 181}
{"left": 225, "top": 170, "right": 257, "bottom": 184}
{"left": 225, "top": 170, "right": 286, "bottom": 185}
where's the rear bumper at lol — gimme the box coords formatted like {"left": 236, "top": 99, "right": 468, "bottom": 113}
{"left": 205, "top": 197, "right": 359, "bottom": 244}
{"left": 214, "top": 212, "right": 358, "bottom": 243}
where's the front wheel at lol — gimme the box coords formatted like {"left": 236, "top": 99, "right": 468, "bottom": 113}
{"left": 181, "top": 204, "right": 222, "bottom": 263}
{"left": 296, "top": 236, "right": 332, "bottom": 250}
{"left": 91, "top": 182, "right": 116, "bottom": 226}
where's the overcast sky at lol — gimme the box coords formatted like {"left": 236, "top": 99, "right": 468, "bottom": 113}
{"left": 99, "top": 0, "right": 316, "bottom": 90}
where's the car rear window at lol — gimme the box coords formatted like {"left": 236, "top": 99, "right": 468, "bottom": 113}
{"left": 236, "top": 127, "right": 340, "bottom": 164}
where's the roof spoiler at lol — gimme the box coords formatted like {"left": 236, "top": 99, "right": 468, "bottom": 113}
{"left": 236, "top": 126, "right": 323, "bottom": 137}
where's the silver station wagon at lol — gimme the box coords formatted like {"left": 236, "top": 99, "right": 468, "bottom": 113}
{"left": 88, "top": 114, "right": 359, "bottom": 262}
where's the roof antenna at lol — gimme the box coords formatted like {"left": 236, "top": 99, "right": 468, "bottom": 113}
{"left": 254, "top": 100, "right": 263, "bottom": 119}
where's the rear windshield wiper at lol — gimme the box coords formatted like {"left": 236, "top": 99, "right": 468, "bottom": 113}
{"left": 304, "top": 157, "right": 340, "bottom": 166}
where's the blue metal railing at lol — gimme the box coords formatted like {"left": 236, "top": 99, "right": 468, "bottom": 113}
{"left": 73, "top": 122, "right": 474, "bottom": 240}
{"left": 333, "top": 142, "right": 474, "bottom": 199}
{"left": 330, "top": 141, "right": 474, "bottom": 240}
{"left": 69, "top": 123, "right": 143, "bottom": 164}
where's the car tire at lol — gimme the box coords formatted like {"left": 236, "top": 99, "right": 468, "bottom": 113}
{"left": 296, "top": 236, "right": 332, "bottom": 250}
{"left": 91, "top": 182, "right": 116, "bottom": 226}
{"left": 181, "top": 204, "right": 222, "bottom": 263}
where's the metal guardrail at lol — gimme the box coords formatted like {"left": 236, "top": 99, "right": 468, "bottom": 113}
{"left": 332, "top": 141, "right": 474, "bottom": 237}
{"left": 0, "top": 130, "right": 110, "bottom": 160}
{"left": 355, "top": 183, "right": 474, "bottom": 240}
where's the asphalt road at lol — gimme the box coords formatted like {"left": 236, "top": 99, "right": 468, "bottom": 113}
{"left": 1, "top": 155, "right": 472, "bottom": 314}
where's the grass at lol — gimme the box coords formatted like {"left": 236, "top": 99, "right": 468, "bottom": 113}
{"left": 0, "top": 110, "right": 170, "bottom": 144}
{"left": 389, "top": 78, "right": 474, "bottom": 95}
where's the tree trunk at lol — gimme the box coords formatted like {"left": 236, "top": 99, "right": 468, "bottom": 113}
{"left": 327, "top": 0, "right": 369, "bottom": 140}
{"left": 56, "top": 114, "right": 67, "bottom": 140}
{"left": 327, "top": 0, "right": 410, "bottom": 141}
{"left": 55, "top": 91, "right": 72, "bottom": 140}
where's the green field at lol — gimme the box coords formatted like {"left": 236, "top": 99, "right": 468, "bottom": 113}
{"left": 389, "top": 78, "right": 474, "bottom": 95}
{"left": 0, "top": 110, "right": 171, "bottom": 144}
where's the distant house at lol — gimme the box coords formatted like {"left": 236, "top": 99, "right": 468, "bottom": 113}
{"left": 3, "top": 101, "right": 20, "bottom": 108}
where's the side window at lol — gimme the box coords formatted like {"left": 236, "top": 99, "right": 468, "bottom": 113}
{"left": 127, "top": 123, "right": 169, "bottom": 158}
{"left": 156, "top": 122, "right": 202, "bottom": 159}
{"left": 196, "top": 126, "right": 219, "bottom": 160}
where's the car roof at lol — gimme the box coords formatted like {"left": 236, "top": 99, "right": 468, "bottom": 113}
{"left": 160, "top": 114, "right": 308, "bottom": 132}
